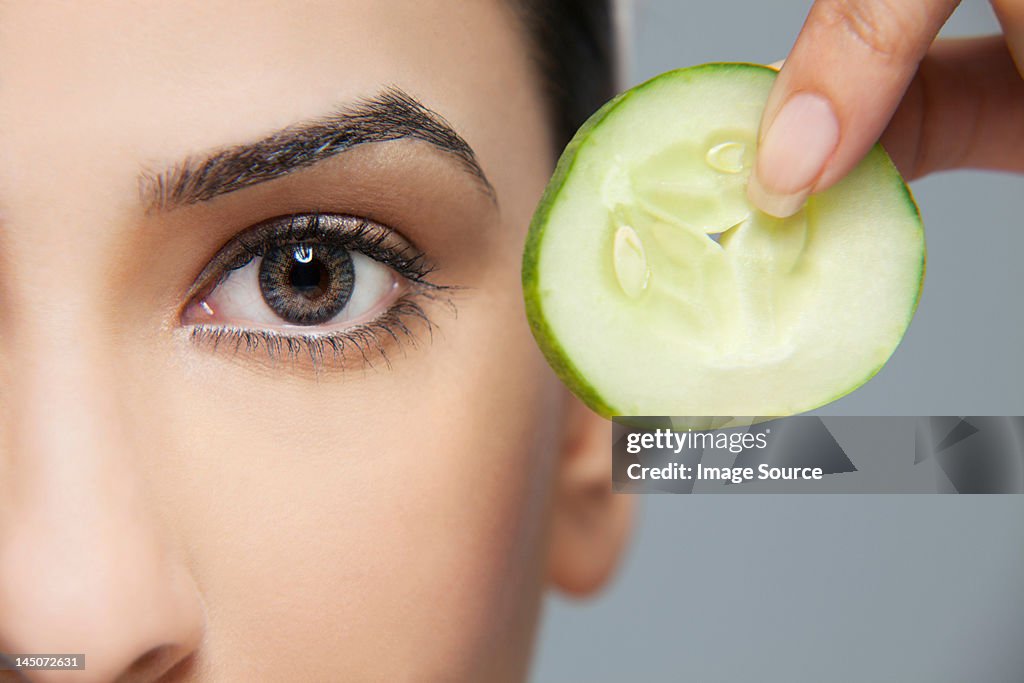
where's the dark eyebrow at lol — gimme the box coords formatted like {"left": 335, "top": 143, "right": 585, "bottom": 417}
{"left": 139, "top": 87, "right": 496, "bottom": 211}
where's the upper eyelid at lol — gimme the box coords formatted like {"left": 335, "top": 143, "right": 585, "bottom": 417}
{"left": 182, "top": 213, "right": 435, "bottom": 307}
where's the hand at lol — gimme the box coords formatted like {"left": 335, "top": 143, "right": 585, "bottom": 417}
{"left": 747, "top": 0, "right": 1024, "bottom": 217}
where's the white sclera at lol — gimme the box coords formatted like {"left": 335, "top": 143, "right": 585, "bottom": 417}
{"left": 198, "top": 250, "right": 396, "bottom": 326}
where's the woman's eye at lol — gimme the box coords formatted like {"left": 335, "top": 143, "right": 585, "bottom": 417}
{"left": 185, "top": 243, "right": 400, "bottom": 330}
{"left": 181, "top": 214, "right": 428, "bottom": 340}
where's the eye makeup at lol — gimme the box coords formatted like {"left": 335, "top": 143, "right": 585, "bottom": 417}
{"left": 181, "top": 212, "right": 453, "bottom": 370}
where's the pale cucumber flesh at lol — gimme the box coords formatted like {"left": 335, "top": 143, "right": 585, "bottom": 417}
{"left": 523, "top": 63, "right": 925, "bottom": 418}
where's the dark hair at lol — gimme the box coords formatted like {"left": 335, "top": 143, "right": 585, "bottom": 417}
{"left": 513, "top": 0, "right": 617, "bottom": 153}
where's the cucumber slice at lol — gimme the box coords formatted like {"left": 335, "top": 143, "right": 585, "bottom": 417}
{"left": 523, "top": 63, "right": 925, "bottom": 418}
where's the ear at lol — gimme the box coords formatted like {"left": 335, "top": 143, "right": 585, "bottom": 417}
{"left": 547, "top": 393, "right": 634, "bottom": 597}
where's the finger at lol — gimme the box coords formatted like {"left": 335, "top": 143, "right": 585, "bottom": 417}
{"left": 991, "top": 0, "right": 1024, "bottom": 70}
{"left": 882, "top": 35, "right": 1024, "bottom": 180}
{"left": 748, "top": 0, "right": 960, "bottom": 217}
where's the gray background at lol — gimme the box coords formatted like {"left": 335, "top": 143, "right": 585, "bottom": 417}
{"left": 531, "top": 2, "right": 1024, "bottom": 681}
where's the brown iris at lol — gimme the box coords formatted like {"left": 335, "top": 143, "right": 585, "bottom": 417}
{"left": 258, "top": 243, "right": 355, "bottom": 325}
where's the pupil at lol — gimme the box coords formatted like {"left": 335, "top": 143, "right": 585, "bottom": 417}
{"left": 258, "top": 242, "right": 355, "bottom": 326}
{"left": 289, "top": 258, "right": 328, "bottom": 299}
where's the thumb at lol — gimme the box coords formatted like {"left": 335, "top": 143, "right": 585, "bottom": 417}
{"left": 748, "top": 0, "right": 960, "bottom": 217}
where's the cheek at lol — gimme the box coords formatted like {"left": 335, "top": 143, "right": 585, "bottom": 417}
{"left": 151, "top": 296, "right": 564, "bottom": 679}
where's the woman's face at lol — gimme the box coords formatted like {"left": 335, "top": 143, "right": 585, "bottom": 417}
{"left": 0, "top": 1, "right": 629, "bottom": 681}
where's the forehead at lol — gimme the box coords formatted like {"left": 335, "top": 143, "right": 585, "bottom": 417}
{"left": 0, "top": 0, "right": 529, "bottom": 192}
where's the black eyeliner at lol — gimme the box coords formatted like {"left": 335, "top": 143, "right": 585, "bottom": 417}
{"left": 192, "top": 212, "right": 438, "bottom": 300}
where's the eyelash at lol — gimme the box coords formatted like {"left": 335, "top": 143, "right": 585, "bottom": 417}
{"left": 184, "top": 213, "right": 453, "bottom": 369}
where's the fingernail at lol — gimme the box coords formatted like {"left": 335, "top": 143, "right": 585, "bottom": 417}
{"left": 747, "top": 92, "right": 839, "bottom": 218}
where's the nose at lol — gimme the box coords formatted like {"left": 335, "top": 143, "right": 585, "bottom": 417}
{"left": 0, "top": 333, "right": 205, "bottom": 682}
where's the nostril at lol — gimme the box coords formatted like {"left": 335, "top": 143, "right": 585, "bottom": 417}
{"left": 113, "top": 645, "right": 190, "bottom": 683}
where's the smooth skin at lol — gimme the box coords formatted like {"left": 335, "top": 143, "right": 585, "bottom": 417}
{"left": 748, "top": 0, "right": 1024, "bottom": 217}
{"left": 0, "top": 2, "right": 631, "bottom": 681}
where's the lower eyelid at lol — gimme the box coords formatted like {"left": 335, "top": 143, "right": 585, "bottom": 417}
{"left": 185, "top": 288, "right": 443, "bottom": 373}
